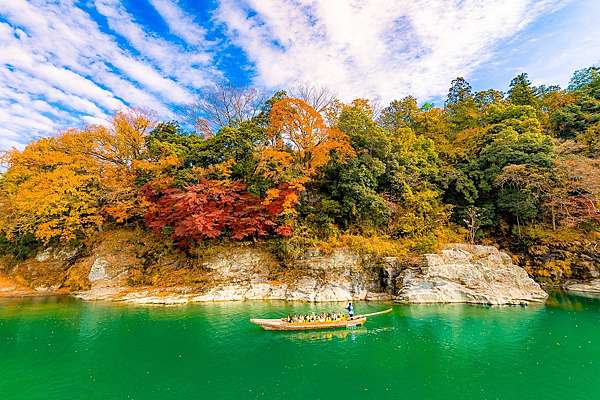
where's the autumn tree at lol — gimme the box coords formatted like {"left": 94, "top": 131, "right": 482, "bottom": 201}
{"left": 259, "top": 98, "right": 354, "bottom": 180}
{"left": 577, "top": 122, "right": 600, "bottom": 157}
{"left": 0, "top": 136, "right": 103, "bottom": 243}
{"left": 143, "top": 179, "right": 300, "bottom": 245}
{"left": 0, "top": 111, "right": 154, "bottom": 244}
{"left": 543, "top": 157, "right": 600, "bottom": 228}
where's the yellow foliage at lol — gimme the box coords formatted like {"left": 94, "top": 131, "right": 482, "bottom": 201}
{"left": 0, "top": 111, "right": 153, "bottom": 243}
{"left": 264, "top": 98, "right": 355, "bottom": 179}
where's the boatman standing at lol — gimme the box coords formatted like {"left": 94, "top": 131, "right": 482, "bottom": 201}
{"left": 345, "top": 302, "right": 354, "bottom": 319}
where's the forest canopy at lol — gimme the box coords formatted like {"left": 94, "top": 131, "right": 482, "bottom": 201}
{"left": 1, "top": 67, "right": 599, "bottom": 277}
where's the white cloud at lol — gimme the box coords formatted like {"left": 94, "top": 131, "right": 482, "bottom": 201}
{"left": 215, "top": 0, "right": 569, "bottom": 103}
{"left": 0, "top": 0, "right": 578, "bottom": 154}
{"left": 148, "top": 0, "right": 209, "bottom": 47}
{"left": 0, "top": 0, "right": 222, "bottom": 152}
{"left": 94, "top": 0, "right": 217, "bottom": 92}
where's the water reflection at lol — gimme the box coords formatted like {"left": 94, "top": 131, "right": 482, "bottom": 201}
{"left": 283, "top": 326, "right": 395, "bottom": 342}
{"left": 544, "top": 290, "right": 600, "bottom": 313}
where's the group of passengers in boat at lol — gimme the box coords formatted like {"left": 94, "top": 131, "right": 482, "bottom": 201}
{"left": 286, "top": 312, "right": 346, "bottom": 323}
{"left": 285, "top": 302, "right": 355, "bottom": 324}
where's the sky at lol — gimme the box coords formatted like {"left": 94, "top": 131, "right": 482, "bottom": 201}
{"left": 0, "top": 0, "right": 599, "bottom": 152}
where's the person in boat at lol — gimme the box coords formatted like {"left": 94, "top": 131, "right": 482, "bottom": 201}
{"left": 345, "top": 302, "right": 354, "bottom": 319}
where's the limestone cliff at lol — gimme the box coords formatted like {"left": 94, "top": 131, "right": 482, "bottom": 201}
{"left": 396, "top": 244, "right": 548, "bottom": 305}
{"left": 0, "top": 230, "right": 552, "bottom": 305}
{"left": 78, "top": 247, "right": 401, "bottom": 304}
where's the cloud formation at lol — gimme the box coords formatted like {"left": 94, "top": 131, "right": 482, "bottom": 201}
{"left": 0, "top": 0, "right": 572, "bottom": 153}
{"left": 0, "top": 0, "right": 214, "bottom": 152}
{"left": 216, "top": 0, "right": 568, "bottom": 102}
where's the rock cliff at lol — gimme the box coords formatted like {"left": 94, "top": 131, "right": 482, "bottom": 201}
{"left": 1, "top": 232, "right": 550, "bottom": 305}
{"left": 395, "top": 244, "right": 548, "bottom": 305}
{"left": 564, "top": 279, "right": 600, "bottom": 294}
{"left": 78, "top": 248, "right": 401, "bottom": 304}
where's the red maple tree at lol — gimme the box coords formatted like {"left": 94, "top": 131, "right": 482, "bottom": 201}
{"left": 142, "top": 179, "right": 299, "bottom": 246}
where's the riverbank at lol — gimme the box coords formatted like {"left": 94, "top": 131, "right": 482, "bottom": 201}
{"left": 0, "top": 230, "right": 558, "bottom": 305}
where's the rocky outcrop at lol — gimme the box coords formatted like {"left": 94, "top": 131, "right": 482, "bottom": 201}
{"left": 564, "top": 279, "right": 600, "bottom": 294}
{"left": 0, "top": 273, "right": 36, "bottom": 297}
{"left": 395, "top": 244, "right": 548, "bottom": 305}
{"left": 75, "top": 248, "right": 401, "bottom": 304}
{"left": 0, "top": 229, "right": 551, "bottom": 305}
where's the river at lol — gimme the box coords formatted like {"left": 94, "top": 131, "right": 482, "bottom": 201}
{"left": 0, "top": 292, "right": 598, "bottom": 399}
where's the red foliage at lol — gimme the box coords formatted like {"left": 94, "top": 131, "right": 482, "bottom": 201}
{"left": 142, "top": 179, "right": 298, "bottom": 245}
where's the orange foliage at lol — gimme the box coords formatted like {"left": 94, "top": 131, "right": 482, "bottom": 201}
{"left": 263, "top": 98, "right": 354, "bottom": 178}
{"left": 0, "top": 111, "right": 154, "bottom": 243}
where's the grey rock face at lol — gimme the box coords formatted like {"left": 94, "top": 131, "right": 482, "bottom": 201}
{"left": 88, "top": 258, "right": 110, "bottom": 282}
{"left": 395, "top": 244, "right": 548, "bottom": 305}
{"left": 35, "top": 246, "right": 81, "bottom": 263}
{"left": 564, "top": 279, "right": 600, "bottom": 294}
{"left": 189, "top": 249, "right": 396, "bottom": 302}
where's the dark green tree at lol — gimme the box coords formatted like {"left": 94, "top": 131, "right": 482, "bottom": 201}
{"left": 507, "top": 73, "right": 538, "bottom": 106}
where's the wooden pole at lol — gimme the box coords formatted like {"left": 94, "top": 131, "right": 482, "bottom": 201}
{"left": 353, "top": 308, "right": 393, "bottom": 319}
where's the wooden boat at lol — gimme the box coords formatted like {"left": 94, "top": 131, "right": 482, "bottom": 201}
{"left": 250, "top": 308, "right": 392, "bottom": 331}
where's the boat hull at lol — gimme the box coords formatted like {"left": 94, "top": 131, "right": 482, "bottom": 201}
{"left": 250, "top": 317, "right": 367, "bottom": 331}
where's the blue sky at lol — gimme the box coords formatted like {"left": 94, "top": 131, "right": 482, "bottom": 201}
{"left": 0, "top": 0, "right": 599, "bottom": 152}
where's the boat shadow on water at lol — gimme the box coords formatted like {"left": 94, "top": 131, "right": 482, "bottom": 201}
{"left": 282, "top": 326, "right": 395, "bottom": 342}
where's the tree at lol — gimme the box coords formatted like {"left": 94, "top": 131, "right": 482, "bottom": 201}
{"left": 143, "top": 179, "right": 300, "bottom": 245}
{"left": 0, "top": 111, "right": 153, "bottom": 243}
{"left": 474, "top": 89, "right": 504, "bottom": 110}
{"left": 507, "top": 73, "right": 538, "bottom": 106}
{"left": 260, "top": 98, "right": 354, "bottom": 179}
{"left": 543, "top": 157, "right": 600, "bottom": 228}
{"left": 289, "top": 84, "right": 337, "bottom": 114}
{"left": 577, "top": 122, "right": 600, "bottom": 157}
{"left": 445, "top": 77, "right": 479, "bottom": 131}
{"left": 378, "top": 96, "right": 420, "bottom": 132}
{"left": 550, "top": 71, "right": 600, "bottom": 138}
{"left": 568, "top": 66, "right": 600, "bottom": 91}
{"left": 445, "top": 77, "right": 473, "bottom": 107}
{"left": 463, "top": 206, "right": 481, "bottom": 244}
{"left": 494, "top": 164, "right": 550, "bottom": 234}
{"left": 185, "top": 84, "right": 265, "bottom": 136}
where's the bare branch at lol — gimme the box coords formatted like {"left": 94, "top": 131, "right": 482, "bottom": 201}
{"left": 183, "top": 84, "right": 266, "bottom": 136}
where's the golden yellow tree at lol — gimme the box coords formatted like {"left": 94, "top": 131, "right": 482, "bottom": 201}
{"left": 0, "top": 111, "right": 155, "bottom": 243}
{"left": 259, "top": 98, "right": 354, "bottom": 180}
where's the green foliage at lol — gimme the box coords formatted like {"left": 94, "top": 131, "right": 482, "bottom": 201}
{"left": 0, "top": 233, "right": 39, "bottom": 260}
{"left": 551, "top": 69, "right": 600, "bottom": 139}
{"left": 1, "top": 67, "right": 599, "bottom": 267}
{"left": 445, "top": 77, "right": 479, "bottom": 131}
{"left": 507, "top": 73, "right": 538, "bottom": 106}
{"left": 314, "top": 155, "right": 390, "bottom": 230}
{"left": 567, "top": 66, "right": 600, "bottom": 91}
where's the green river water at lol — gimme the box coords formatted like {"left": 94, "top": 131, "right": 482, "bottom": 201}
{"left": 0, "top": 292, "right": 598, "bottom": 399}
